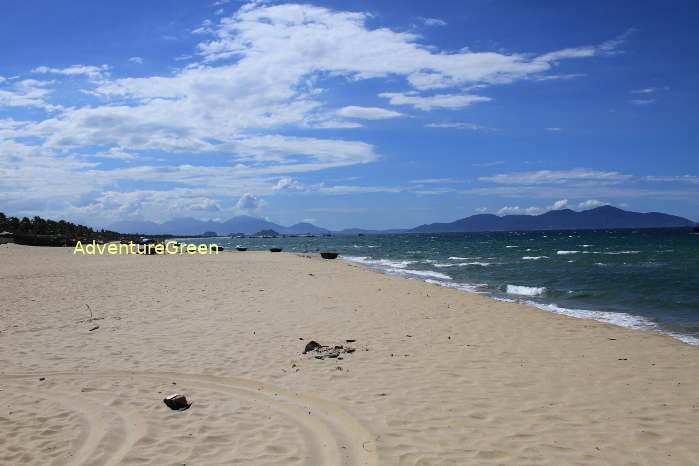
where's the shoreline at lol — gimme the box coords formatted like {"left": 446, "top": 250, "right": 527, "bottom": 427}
{"left": 1, "top": 244, "right": 698, "bottom": 465}
{"left": 341, "top": 254, "right": 699, "bottom": 347}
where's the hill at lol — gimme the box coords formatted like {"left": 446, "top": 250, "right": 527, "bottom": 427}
{"left": 409, "top": 206, "right": 695, "bottom": 233}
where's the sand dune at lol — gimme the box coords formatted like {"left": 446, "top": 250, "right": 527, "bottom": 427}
{"left": 1, "top": 244, "right": 698, "bottom": 465}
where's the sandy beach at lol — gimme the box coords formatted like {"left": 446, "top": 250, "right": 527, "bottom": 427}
{"left": 1, "top": 243, "right": 698, "bottom": 465}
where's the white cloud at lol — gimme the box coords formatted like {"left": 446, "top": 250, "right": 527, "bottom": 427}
{"left": 0, "top": 3, "right": 635, "bottom": 223}
{"left": 128, "top": 57, "right": 144, "bottom": 64}
{"left": 422, "top": 17, "right": 447, "bottom": 27}
{"left": 472, "top": 160, "right": 505, "bottom": 167}
{"left": 0, "top": 79, "right": 57, "bottom": 110}
{"left": 577, "top": 199, "right": 606, "bottom": 209}
{"left": 235, "top": 193, "right": 263, "bottom": 211}
{"left": 410, "top": 178, "right": 463, "bottom": 184}
{"left": 534, "top": 73, "right": 586, "bottom": 81}
{"left": 480, "top": 168, "right": 632, "bottom": 185}
{"left": 336, "top": 106, "right": 403, "bottom": 119}
{"left": 91, "top": 147, "right": 138, "bottom": 160}
{"left": 425, "top": 122, "right": 489, "bottom": 130}
{"left": 273, "top": 177, "right": 304, "bottom": 191}
{"left": 631, "top": 88, "right": 657, "bottom": 94}
{"left": 32, "top": 64, "right": 109, "bottom": 80}
{"left": 646, "top": 175, "right": 699, "bottom": 184}
{"left": 546, "top": 127, "right": 563, "bottom": 131}
{"left": 380, "top": 92, "right": 491, "bottom": 110}
{"left": 474, "top": 207, "right": 488, "bottom": 212}
{"left": 498, "top": 199, "right": 568, "bottom": 215}
{"left": 630, "top": 99, "right": 655, "bottom": 105}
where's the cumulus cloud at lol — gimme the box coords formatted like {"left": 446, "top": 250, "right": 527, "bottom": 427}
{"left": 0, "top": 79, "right": 57, "bottom": 110}
{"left": 235, "top": 193, "right": 263, "bottom": 211}
{"left": 0, "top": 2, "right": 635, "bottom": 223}
{"left": 128, "top": 57, "right": 144, "bottom": 64}
{"left": 336, "top": 106, "right": 403, "bottom": 119}
{"left": 273, "top": 177, "right": 304, "bottom": 191}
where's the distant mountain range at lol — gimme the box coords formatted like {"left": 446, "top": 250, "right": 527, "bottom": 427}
{"left": 108, "top": 216, "right": 330, "bottom": 236}
{"left": 108, "top": 206, "right": 696, "bottom": 236}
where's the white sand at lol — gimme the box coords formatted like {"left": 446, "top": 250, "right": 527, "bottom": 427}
{"left": 1, "top": 244, "right": 698, "bottom": 465}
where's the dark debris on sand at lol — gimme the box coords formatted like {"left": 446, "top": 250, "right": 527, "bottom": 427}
{"left": 302, "top": 340, "right": 358, "bottom": 360}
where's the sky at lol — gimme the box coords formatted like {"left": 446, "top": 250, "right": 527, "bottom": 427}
{"left": 1, "top": 0, "right": 698, "bottom": 230}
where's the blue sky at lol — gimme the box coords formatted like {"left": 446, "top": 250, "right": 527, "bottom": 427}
{"left": 1, "top": 0, "right": 697, "bottom": 229}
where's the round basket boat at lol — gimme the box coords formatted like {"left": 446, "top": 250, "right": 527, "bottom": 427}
{"left": 236, "top": 247, "right": 247, "bottom": 251}
{"left": 320, "top": 252, "right": 339, "bottom": 259}
{"left": 212, "top": 245, "right": 224, "bottom": 252}
{"left": 270, "top": 248, "right": 283, "bottom": 252}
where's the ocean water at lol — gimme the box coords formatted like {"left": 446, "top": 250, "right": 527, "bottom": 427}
{"left": 181, "top": 229, "right": 699, "bottom": 345}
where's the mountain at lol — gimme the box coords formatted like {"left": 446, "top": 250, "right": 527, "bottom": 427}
{"left": 108, "top": 215, "right": 330, "bottom": 236}
{"left": 409, "top": 206, "right": 695, "bottom": 233}
{"left": 282, "top": 222, "right": 330, "bottom": 234}
{"left": 108, "top": 205, "right": 695, "bottom": 236}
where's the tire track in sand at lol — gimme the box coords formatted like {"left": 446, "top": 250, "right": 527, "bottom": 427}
{"left": 0, "top": 371, "right": 379, "bottom": 466}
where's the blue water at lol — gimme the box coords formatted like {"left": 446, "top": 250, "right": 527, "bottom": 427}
{"left": 180, "top": 229, "right": 699, "bottom": 345}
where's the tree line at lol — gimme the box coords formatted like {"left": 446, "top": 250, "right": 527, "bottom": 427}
{"left": 0, "top": 212, "right": 125, "bottom": 242}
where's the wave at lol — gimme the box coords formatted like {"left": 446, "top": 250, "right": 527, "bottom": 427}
{"left": 425, "top": 279, "right": 488, "bottom": 293}
{"left": 342, "top": 254, "right": 698, "bottom": 347}
{"left": 448, "top": 256, "right": 480, "bottom": 260}
{"left": 522, "top": 256, "right": 548, "bottom": 260}
{"left": 523, "top": 302, "right": 699, "bottom": 346}
{"left": 400, "top": 269, "right": 452, "bottom": 280}
{"left": 342, "top": 256, "right": 451, "bottom": 280}
{"left": 506, "top": 285, "right": 546, "bottom": 296}
{"left": 557, "top": 250, "right": 579, "bottom": 255}
{"left": 604, "top": 250, "right": 641, "bottom": 255}
{"left": 434, "top": 262, "right": 491, "bottom": 267}
{"left": 342, "top": 256, "right": 416, "bottom": 269}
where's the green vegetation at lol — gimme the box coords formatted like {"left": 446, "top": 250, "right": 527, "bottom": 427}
{"left": 0, "top": 212, "right": 125, "bottom": 242}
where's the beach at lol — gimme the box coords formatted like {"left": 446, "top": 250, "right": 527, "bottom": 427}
{"left": 1, "top": 243, "right": 698, "bottom": 465}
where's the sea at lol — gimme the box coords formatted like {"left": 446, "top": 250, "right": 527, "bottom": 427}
{"left": 180, "top": 228, "right": 699, "bottom": 346}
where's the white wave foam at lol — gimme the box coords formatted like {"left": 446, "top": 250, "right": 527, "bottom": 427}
{"left": 343, "top": 255, "right": 698, "bottom": 347}
{"left": 425, "top": 279, "right": 487, "bottom": 293}
{"left": 557, "top": 250, "right": 579, "bottom": 255}
{"left": 434, "top": 262, "right": 491, "bottom": 267}
{"left": 448, "top": 256, "right": 479, "bottom": 260}
{"left": 342, "top": 256, "right": 451, "bottom": 280}
{"left": 604, "top": 250, "right": 640, "bottom": 255}
{"left": 399, "top": 269, "right": 452, "bottom": 280}
{"left": 505, "top": 245, "right": 518, "bottom": 248}
{"left": 522, "top": 256, "right": 548, "bottom": 260}
{"left": 342, "top": 256, "right": 416, "bottom": 269}
{"left": 506, "top": 285, "right": 546, "bottom": 296}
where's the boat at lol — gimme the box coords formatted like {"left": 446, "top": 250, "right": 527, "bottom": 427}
{"left": 270, "top": 248, "right": 282, "bottom": 252}
{"left": 320, "top": 252, "right": 339, "bottom": 259}
{"left": 236, "top": 246, "right": 247, "bottom": 251}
